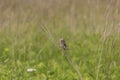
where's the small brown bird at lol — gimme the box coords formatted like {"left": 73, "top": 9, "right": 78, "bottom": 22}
{"left": 60, "top": 38, "right": 67, "bottom": 50}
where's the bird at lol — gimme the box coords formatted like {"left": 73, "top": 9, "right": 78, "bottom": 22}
{"left": 60, "top": 38, "right": 67, "bottom": 50}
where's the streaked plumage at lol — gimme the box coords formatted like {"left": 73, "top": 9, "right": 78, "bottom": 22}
{"left": 60, "top": 38, "right": 67, "bottom": 50}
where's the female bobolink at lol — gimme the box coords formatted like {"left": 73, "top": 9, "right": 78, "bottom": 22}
{"left": 60, "top": 38, "right": 67, "bottom": 50}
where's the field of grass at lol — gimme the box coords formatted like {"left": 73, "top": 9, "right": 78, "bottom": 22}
{"left": 0, "top": 0, "right": 120, "bottom": 80}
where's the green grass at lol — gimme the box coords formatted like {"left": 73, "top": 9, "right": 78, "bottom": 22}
{"left": 0, "top": 0, "right": 120, "bottom": 80}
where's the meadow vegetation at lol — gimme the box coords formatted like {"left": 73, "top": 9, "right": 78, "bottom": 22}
{"left": 0, "top": 0, "right": 120, "bottom": 80}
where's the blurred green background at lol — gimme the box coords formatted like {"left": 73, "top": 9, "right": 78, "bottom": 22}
{"left": 0, "top": 0, "right": 120, "bottom": 80}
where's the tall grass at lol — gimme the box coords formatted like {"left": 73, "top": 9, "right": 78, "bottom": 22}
{"left": 0, "top": 0, "right": 120, "bottom": 80}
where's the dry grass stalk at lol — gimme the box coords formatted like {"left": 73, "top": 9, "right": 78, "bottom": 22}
{"left": 60, "top": 38, "right": 83, "bottom": 80}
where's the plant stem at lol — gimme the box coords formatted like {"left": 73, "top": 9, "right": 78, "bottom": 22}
{"left": 63, "top": 51, "right": 83, "bottom": 80}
